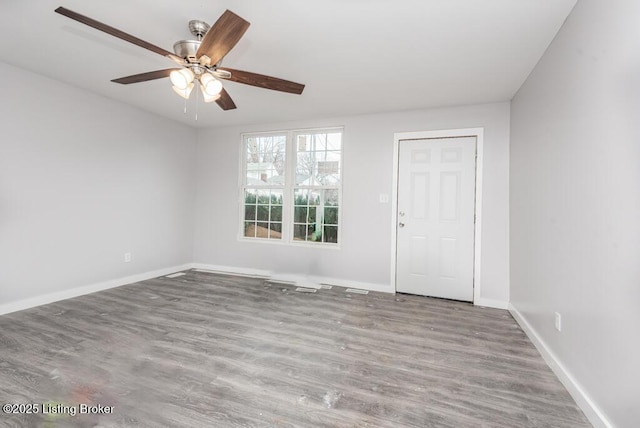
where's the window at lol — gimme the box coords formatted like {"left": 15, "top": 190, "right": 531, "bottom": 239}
{"left": 242, "top": 134, "right": 286, "bottom": 240}
{"left": 241, "top": 128, "right": 343, "bottom": 245}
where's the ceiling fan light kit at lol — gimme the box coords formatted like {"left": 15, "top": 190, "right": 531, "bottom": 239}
{"left": 172, "top": 82, "right": 194, "bottom": 100}
{"left": 200, "top": 73, "right": 223, "bottom": 97}
{"left": 53, "top": 6, "right": 305, "bottom": 111}
{"left": 169, "top": 68, "right": 195, "bottom": 90}
{"left": 200, "top": 86, "right": 221, "bottom": 103}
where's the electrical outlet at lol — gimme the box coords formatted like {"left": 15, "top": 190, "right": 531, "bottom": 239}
{"left": 379, "top": 193, "right": 390, "bottom": 203}
{"left": 554, "top": 312, "right": 562, "bottom": 332}
{"left": 124, "top": 252, "right": 132, "bottom": 263}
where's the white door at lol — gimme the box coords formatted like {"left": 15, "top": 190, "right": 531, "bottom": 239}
{"left": 395, "top": 136, "right": 477, "bottom": 301}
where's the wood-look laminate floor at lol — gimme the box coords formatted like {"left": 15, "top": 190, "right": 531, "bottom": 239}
{"left": 0, "top": 270, "right": 590, "bottom": 428}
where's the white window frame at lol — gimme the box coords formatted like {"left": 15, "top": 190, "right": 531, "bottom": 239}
{"left": 238, "top": 127, "right": 343, "bottom": 248}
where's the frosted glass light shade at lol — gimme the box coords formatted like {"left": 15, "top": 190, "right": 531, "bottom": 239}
{"left": 200, "top": 82, "right": 221, "bottom": 103}
{"left": 199, "top": 73, "right": 223, "bottom": 96}
{"left": 169, "top": 68, "right": 195, "bottom": 90}
{"left": 172, "top": 83, "right": 194, "bottom": 99}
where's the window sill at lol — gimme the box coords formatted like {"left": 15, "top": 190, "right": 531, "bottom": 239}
{"left": 238, "top": 236, "right": 341, "bottom": 250}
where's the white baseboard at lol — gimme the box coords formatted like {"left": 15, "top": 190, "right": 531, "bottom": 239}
{"left": 191, "top": 263, "right": 394, "bottom": 293}
{"left": 190, "top": 263, "right": 271, "bottom": 278}
{"left": 0, "top": 264, "right": 192, "bottom": 316}
{"left": 509, "top": 304, "right": 613, "bottom": 428}
{"left": 474, "top": 297, "right": 509, "bottom": 310}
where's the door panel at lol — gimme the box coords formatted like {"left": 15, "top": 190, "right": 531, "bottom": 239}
{"left": 411, "top": 172, "right": 430, "bottom": 219}
{"left": 410, "top": 236, "right": 429, "bottom": 275}
{"left": 439, "top": 171, "right": 460, "bottom": 221}
{"left": 396, "top": 136, "right": 476, "bottom": 301}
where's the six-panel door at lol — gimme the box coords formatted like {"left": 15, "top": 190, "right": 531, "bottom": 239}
{"left": 396, "top": 136, "right": 477, "bottom": 301}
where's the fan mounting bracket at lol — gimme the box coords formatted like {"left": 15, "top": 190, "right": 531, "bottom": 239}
{"left": 188, "top": 20, "right": 210, "bottom": 39}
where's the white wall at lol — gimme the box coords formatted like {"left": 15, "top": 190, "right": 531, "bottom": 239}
{"left": 510, "top": 1, "right": 640, "bottom": 426}
{"left": 0, "top": 62, "right": 197, "bottom": 308}
{"left": 0, "top": 61, "right": 509, "bottom": 309}
{"left": 194, "top": 102, "right": 510, "bottom": 305}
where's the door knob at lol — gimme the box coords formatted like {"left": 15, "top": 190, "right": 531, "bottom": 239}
{"left": 398, "top": 222, "right": 405, "bottom": 228}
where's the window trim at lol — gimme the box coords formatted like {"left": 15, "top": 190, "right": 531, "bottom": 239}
{"left": 238, "top": 127, "right": 343, "bottom": 248}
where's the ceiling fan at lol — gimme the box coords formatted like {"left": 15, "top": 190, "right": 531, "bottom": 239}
{"left": 54, "top": 6, "right": 305, "bottom": 111}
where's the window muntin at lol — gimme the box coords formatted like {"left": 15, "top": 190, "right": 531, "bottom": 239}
{"left": 241, "top": 128, "right": 342, "bottom": 245}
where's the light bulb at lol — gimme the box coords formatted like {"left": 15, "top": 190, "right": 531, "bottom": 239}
{"left": 199, "top": 82, "right": 221, "bottom": 103}
{"left": 169, "top": 68, "right": 194, "bottom": 90}
{"left": 199, "top": 73, "right": 223, "bottom": 96}
{"left": 172, "top": 83, "right": 194, "bottom": 99}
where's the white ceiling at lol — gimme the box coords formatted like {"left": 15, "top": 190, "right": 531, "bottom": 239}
{"left": 0, "top": 0, "right": 576, "bottom": 128}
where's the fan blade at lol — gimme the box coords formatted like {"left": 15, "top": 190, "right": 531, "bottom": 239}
{"left": 54, "top": 7, "right": 182, "bottom": 63}
{"left": 216, "top": 88, "right": 237, "bottom": 110}
{"left": 219, "top": 68, "right": 305, "bottom": 94}
{"left": 111, "top": 69, "right": 179, "bottom": 84}
{"left": 196, "top": 10, "right": 250, "bottom": 65}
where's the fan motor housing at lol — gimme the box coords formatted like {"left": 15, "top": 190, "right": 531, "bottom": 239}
{"left": 173, "top": 40, "right": 201, "bottom": 58}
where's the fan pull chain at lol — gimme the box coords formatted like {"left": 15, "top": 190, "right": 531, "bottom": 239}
{"left": 183, "top": 95, "right": 187, "bottom": 114}
{"left": 195, "top": 83, "right": 200, "bottom": 121}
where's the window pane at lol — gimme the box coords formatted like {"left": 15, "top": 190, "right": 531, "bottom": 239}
{"left": 292, "top": 187, "right": 340, "bottom": 244}
{"left": 270, "top": 205, "right": 282, "bottom": 222}
{"left": 293, "top": 224, "right": 308, "bottom": 241}
{"left": 257, "top": 191, "right": 271, "bottom": 205}
{"left": 308, "top": 206, "right": 317, "bottom": 223}
{"left": 243, "top": 187, "right": 283, "bottom": 240}
{"left": 245, "top": 135, "right": 286, "bottom": 185}
{"left": 313, "top": 133, "right": 327, "bottom": 151}
{"left": 297, "top": 135, "right": 309, "bottom": 152}
{"left": 270, "top": 189, "right": 283, "bottom": 205}
{"left": 326, "top": 151, "right": 341, "bottom": 162}
{"left": 245, "top": 205, "right": 256, "bottom": 221}
{"left": 294, "top": 206, "right": 308, "bottom": 223}
{"left": 326, "top": 133, "right": 342, "bottom": 150}
{"left": 296, "top": 153, "right": 313, "bottom": 185}
{"left": 244, "top": 222, "right": 256, "bottom": 238}
{"left": 268, "top": 223, "right": 282, "bottom": 239}
{"left": 270, "top": 222, "right": 282, "bottom": 233}
{"left": 256, "top": 205, "right": 269, "bottom": 221}
{"left": 325, "top": 189, "right": 339, "bottom": 206}
{"left": 295, "top": 131, "right": 342, "bottom": 186}
{"left": 244, "top": 190, "right": 257, "bottom": 204}
{"left": 324, "top": 207, "right": 338, "bottom": 225}
{"left": 255, "top": 222, "right": 270, "bottom": 238}
{"left": 294, "top": 189, "right": 309, "bottom": 205}
{"left": 323, "top": 226, "right": 338, "bottom": 243}
{"left": 246, "top": 220, "right": 282, "bottom": 240}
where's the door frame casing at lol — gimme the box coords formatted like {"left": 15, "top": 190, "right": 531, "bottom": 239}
{"left": 391, "top": 128, "right": 484, "bottom": 304}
